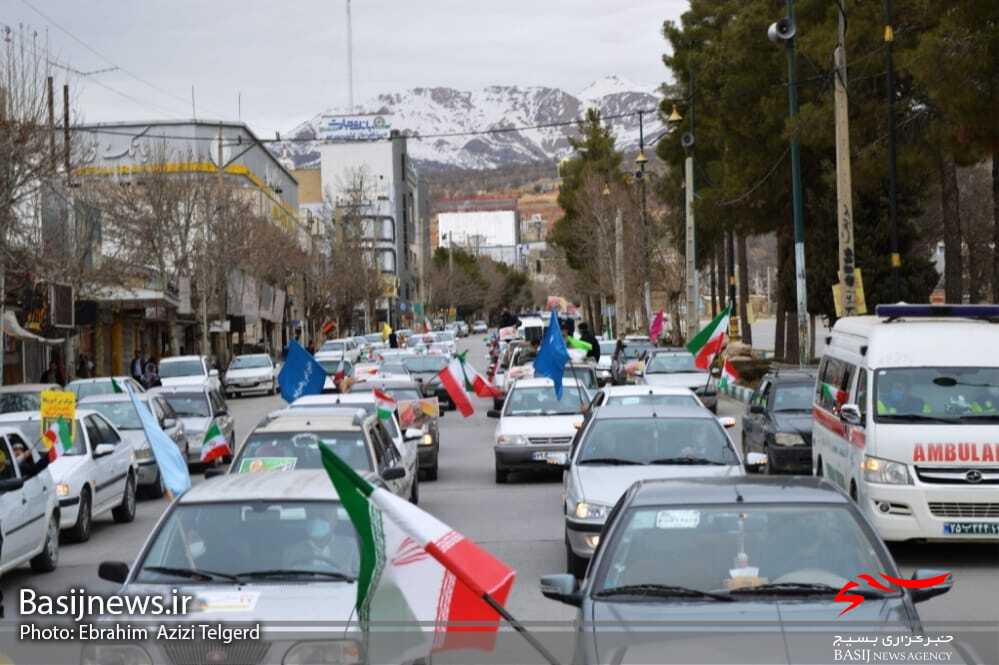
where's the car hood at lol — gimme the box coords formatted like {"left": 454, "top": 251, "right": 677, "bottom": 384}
{"left": 496, "top": 414, "right": 583, "bottom": 437}
{"left": 642, "top": 373, "right": 708, "bottom": 389}
{"left": 118, "top": 582, "right": 357, "bottom": 624}
{"left": 179, "top": 416, "right": 211, "bottom": 433}
{"left": 226, "top": 368, "right": 272, "bottom": 381}
{"left": 47, "top": 455, "right": 90, "bottom": 483}
{"left": 772, "top": 411, "right": 814, "bottom": 434}
{"left": 575, "top": 464, "right": 741, "bottom": 507}
{"left": 119, "top": 429, "right": 150, "bottom": 449}
{"left": 590, "top": 598, "right": 912, "bottom": 664}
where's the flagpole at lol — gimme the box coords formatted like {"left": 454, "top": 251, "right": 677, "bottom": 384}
{"left": 481, "top": 593, "right": 563, "bottom": 665}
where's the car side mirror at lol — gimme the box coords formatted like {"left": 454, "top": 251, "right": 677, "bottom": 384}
{"left": 381, "top": 466, "right": 406, "bottom": 481}
{"left": 0, "top": 477, "right": 25, "bottom": 493}
{"left": 539, "top": 573, "right": 582, "bottom": 606}
{"left": 93, "top": 443, "right": 115, "bottom": 458}
{"left": 744, "top": 451, "right": 767, "bottom": 473}
{"left": 404, "top": 428, "right": 423, "bottom": 441}
{"left": 204, "top": 467, "right": 227, "bottom": 479}
{"left": 487, "top": 409, "right": 501, "bottom": 419}
{"left": 839, "top": 404, "right": 863, "bottom": 426}
{"left": 749, "top": 404, "right": 765, "bottom": 414}
{"left": 98, "top": 561, "right": 130, "bottom": 584}
{"left": 909, "top": 569, "right": 953, "bottom": 603}
{"left": 209, "top": 369, "right": 219, "bottom": 377}
{"left": 162, "top": 417, "right": 177, "bottom": 429}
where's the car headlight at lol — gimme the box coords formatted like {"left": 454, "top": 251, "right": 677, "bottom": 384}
{"left": 774, "top": 432, "right": 806, "bottom": 446}
{"left": 82, "top": 644, "right": 152, "bottom": 665}
{"left": 284, "top": 640, "right": 363, "bottom": 665}
{"left": 420, "top": 433, "right": 434, "bottom": 446}
{"left": 496, "top": 434, "right": 528, "bottom": 446}
{"left": 134, "top": 447, "right": 153, "bottom": 460}
{"left": 56, "top": 482, "right": 70, "bottom": 497}
{"left": 574, "top": 501, "right": 611, "bottom": 521}
{"left": 863, "top": 455, "right": 912, "bottom": 485}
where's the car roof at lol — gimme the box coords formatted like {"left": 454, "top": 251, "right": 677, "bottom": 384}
{"left": 764, "top": 370, "right": 817, "bottom": 383}
{"left": 646, "top": 347, "right": 691, "bottom": 355}
{"left": 0, "top": 383, "right": 59, "bottom": 393}
{"left": 67, "top": 376, "right": 134, "bottom": 385}
{"left": 629, "top": 476, "right": 849, "bottom": 507}
{"left": 0, "top": 409, "right": 99, "bottom": 422}
{"left": 512, "top": 377, "right": 587, "bottom": 389}
{"left": 602, "top": 385, "right": 699, "bottom": 396}
{"left": 233, "top": 353, "right": 271, "bottom": 359}
{"left": 351, "top": 376, "right": 418, "bottom": 388}
{"left": 292, "top": 394, "right": 374, "bottom": 406}
{"left": 180, "top": 470, "right": 341, "bottom": 503}
{"left": 160, "top": 355, "right": 205, "bottom": 363}
{"left": 591, "top": 404, "right": 718, "bottom": 421}
{"left": 79, "top": 393, "right": 150, "bottom": 404}
{"left": 150, "top": 384, "right": 211, "bottom": 395}
{"left": 254, "top": 413, "right": 365, "bottom": 433}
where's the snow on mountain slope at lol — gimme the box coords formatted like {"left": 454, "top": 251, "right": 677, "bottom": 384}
{"left": 272, "top": 77, "right": 661, "bottom": 172}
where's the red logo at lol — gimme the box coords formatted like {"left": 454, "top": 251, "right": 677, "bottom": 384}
{"left": 835, "top": 572, "right": 951, "bottom": 616}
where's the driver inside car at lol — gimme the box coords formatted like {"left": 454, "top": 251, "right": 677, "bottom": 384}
{"left": 283, "top": 509, "right": 358, "bottom": 572}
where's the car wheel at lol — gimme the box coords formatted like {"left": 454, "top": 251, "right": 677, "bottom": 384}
{"left": 566, "top": 535, "right": 588, "bottom": 579}
{"left": 410, "top": 474, "right": 419, "bottom": 505}
{"left": 143, "top": 472, "right": 165, "bottom": 500}
{"left": 112, "top": 473, "right": 137, "bottom": 523}
{"left": 30, "top": 513, "right": 60, "bottom": 573}
{"left": 494, "top": 465, "right": 508, "bottom": 484}
{"left": 67, "top": 487, "right": 92, "bottom": 543}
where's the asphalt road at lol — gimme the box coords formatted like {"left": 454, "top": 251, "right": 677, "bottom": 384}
{"left": 3, "top": 335, "right": 995, "bottom": 629}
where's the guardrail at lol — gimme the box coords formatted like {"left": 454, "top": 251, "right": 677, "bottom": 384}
{"left": 719, "top": 381, "right": 754, "bottom": 404}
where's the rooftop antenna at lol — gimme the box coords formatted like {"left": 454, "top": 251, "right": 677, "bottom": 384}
{"left": 346, "top": 0, "right": 355, "bottom": 112}
{"left": 191, "top": 85, "right": 197, "bottom": 120}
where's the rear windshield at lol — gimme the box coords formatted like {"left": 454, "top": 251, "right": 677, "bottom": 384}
{"left": 229, "top": 356, "right": 271, "bottom": 370}
{"left": 160, "top": 360, "right": 204, "bottom": 378}
{"left": 160, "top": 394, "right": 211, "bottom": 417}
{"left": 0, "top": 392, "right": 41, "bottom": 414}
{"left": 234, "top": 431, "right": 370, "bottom": 472}
{"left": 86, "top": 401, "right": 143, "bottom": 430}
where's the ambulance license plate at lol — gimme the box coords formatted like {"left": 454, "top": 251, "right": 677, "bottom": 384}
{"left": 943, "top": 522, "right": 999, "bottom": 536}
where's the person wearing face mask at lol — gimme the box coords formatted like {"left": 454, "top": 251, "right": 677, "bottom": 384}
{"left": 877, "top": 379, "right": 926, "bottom": 416}
{"left": 284, "top": 514, "right": 356, "bottom": 572}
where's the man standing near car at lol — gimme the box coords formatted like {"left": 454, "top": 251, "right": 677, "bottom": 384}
{"left": 578, "top": 322, "right": 600, "bottom": 363}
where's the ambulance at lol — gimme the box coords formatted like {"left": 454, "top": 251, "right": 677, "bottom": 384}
{"left": 812, "top": 304, "right": 999, "bottom": 542}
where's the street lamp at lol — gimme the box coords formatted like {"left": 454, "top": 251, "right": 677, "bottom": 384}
{"left": 635, "top": 144, "right": 651, "bottom": 329}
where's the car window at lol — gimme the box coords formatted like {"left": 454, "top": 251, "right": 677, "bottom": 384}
{"left": 234, "top": 431, "right": 371, "bottom": 472}
{"left": 504, "top": 386, "right": 586, "bottom": 416}
{"left": 159, "top": 360, "right": 206, "bottom": 378}
{"left": 209, "top": 391, "right": 225, "bottom": 415}
{"left": 0, "top": 436, "right": 17, "bottom": 480}
{"left": 157, "top": 397, "right": 178, "bottom": 420}
{"left": 855, "top": 369, "right": 868, "bottom": 423}
{"left": 772, "top": 384, "right": 814, "bottom": 412}
{"left": 371, "top": 424, "right": 399, "bottom": 467}
{"left": 605, "top": 393, "right": 700, "bottom": 408}
{"left": 645, "top": 353, "right": 697, "bottom": 374}
{"left": 229, "top": 355, "right": 272, "bottom": 370}
{"left": 0, "top": 391, "right": 42, "bottom": 414}
{"left": 84, "top": 416, "right": 104, "bottom": 450}
{"left": 86, "top": 401, "right": 144, "bottom": 430}
{"left": 93, "top": 415, "right": 121, "bottom": 445}
{"left": 160, "top": 393, "right": 211, "bottom": 417}
{"left": 577, "top": 417, "right": 738, "bottom": 466}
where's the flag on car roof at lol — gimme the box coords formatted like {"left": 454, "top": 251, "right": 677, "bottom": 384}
{"left": 437, "top": 358, "right": 474, "bottom": 417}
{"left": 458, "top": 354, "right": 502, "bottom": 399}
{"left": 533, "top": 309, "right": 570, "bottom": 399}
{"left": 719, "top": 359, "right": 740, "bottom": 390}
{"left": 200, "top": 422, "right": 230, "bottom": 464}
{"left": 110, "top": 377, "right": 124, "bottom": 394}
{"left": 319, "top": 444, "right": 515, "bottom": 661}
{"left": 687, "top": 305, "right": 731, "bottom": 370}
{"left": 278, "top": 340, "right": 327, "bottom": 403}
{"left": 126, "top": 385, "right": 191, "bottom": 496}
{"left": 374, "top": 389, "right": 396, "bottom": 420}
{"left": 42, "top": 417, "right": 73, "bottom": 461}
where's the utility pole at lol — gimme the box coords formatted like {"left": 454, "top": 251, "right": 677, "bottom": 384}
{"left": 346, "top": 0, "right": 355, "bottom": 112}
{"left": 62, "top": 84, "right": 71, "bottom": 183}
{"left": 726, "top": 231, "right": 738, "bottom": 338}
{"left": 834, "top": 2, "right": 857, "bottom": 316}
{"left": 683, "top": 72, "right": 699, "bottom": 342}
{"left": 883, "top": 0, "right": 902, "bottom": 300}
{"left": 785, "top": 0, "right": 810, "bottom": 366}
{"left": 614, "top": 208, "right": 626, "bottom": 334}
{"left": 637, "top": 111, "right": 652, "bottom": 329}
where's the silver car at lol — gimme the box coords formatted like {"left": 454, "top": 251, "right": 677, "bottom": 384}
{"left": 79, "top": 393, "right": 187, "bottom": 498}
{"left": 150, "top": 383, "right": 235, "bottom": 465}
{"left": 95, "top": 471, "right": 362, "bottom": 664}
{"left": 224, "top": 353, "right": 278, "bottom": 397}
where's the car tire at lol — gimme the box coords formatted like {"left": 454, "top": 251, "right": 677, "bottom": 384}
{"left": 566, "top": 537, "right": 588, "bottom": 579}
{"left": 425, "top": 463, "right": 438, "bottom": 482}
{"left": 495, "top": 465, "right": 508, "bottom": 484}
{"left": 30, "top": 514, "right": 60, "bottom": 573}
{"left": 143, "top": 473, "right": 165, "bottom": 500}
{"left": 410, "top": 473, "right": 419, "bottom": 505}
{"left": 112, "top": 473, "right": 137, "bottom": 523}
{"left": 493, "top": 397, "right": 503, "bottom": 411}
{"left": 66, "top": 487, "right": 92, "bottom": 543}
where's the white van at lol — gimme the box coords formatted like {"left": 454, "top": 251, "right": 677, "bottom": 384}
{"left": 812, "top": 304, "right": 999, "bottom": 542}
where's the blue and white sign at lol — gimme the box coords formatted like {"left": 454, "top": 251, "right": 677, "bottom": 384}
{"left": 318, "top": 114, "right": 393, "bottom": 141}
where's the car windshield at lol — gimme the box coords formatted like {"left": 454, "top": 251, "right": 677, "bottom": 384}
{"left": 606, "top": 393, "right": 701, "bottom": 408}
{"left": 577, "top": 418, "right": 737, "bottom": 465}
{"left": 161, "top": 394, "right": 211, "bottom": 417}
{"left": 594, "top": 505, "right": 886, "bottom": 597}
{"left": 565, "top": 367, "right": 596, "bottom": 389}
{"left": 321, "top": 342, "right": 347, "bottom": 352}
{"left": 0, "top": 392, "right": 41, "bottom": 414}
{"left": 135, "top": 501, "right": 359, "bottom": 583}
{"left": 68, "top": 380, "right": 121, "bottom": 399}
{"left": 646, "top": 354, "right": 697, "bottom": 374}
{"left": 229, "top": 356, "right": 271, "bottom": 370}
{"left": 874, "top": 367, "right": 999, "bottom": 423}
{"left": 599, "top": 341, "right": 617, "bottom": 355}
{"left": 379, "top": 362, "right": 409, "bottom": 375}
{"left": 235, "top": 431, "right": 370, "bottom": 472}
{"left": 622, "top": 344, "right": 652, "bottom": 360}
{"left": 504, "top": 386, "right": 585, "bottom": 416}
{"left": 403, "top": 356, "right": 448, "bottom": 372}
{"left": 318, "top": 360, "right": 352, "bottom": 376}
{"left": 3, "top": 419, "right": 85, "bottom": 456}
{"left": 86, "top": 401, "right": 143, "bottom": 430}
{"left": 772, "top": 384, "right": 814, "bottom": 412}
{"left": 160, "top": 360, "right": 204, "bottom": 378}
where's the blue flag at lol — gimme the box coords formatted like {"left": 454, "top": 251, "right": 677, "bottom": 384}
{"left": 126, "top": 385, "right": 191, "bottom": 497}
{"left": 533, "top": 309, "right": 570, "bottom": 399}
{"left": 279, "top": 339, "right": 327, "bottom": 403}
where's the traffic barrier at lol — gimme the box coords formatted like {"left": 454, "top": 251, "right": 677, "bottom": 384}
{"left": 720, "top": 381, "right": 754, "bottom": 404}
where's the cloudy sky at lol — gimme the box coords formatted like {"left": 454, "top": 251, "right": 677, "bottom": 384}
{"left": 5, "top": 0, "right": 687, "bottom": 136}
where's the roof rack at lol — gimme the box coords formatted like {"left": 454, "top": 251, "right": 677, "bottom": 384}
{"left": 876, "top": 304, "right": 999, "bottom": 323}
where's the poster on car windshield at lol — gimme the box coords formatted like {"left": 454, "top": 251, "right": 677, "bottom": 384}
{"left": 40, "top": 389, "right": 76, "bottom": 440}
{"left": 396, "top": 398, "right": 440, "bottom": 428}
{"left": 238, "top": 457, "right": 297, "bottom": 473}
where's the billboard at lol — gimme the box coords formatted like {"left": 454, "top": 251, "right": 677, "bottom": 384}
{"left": 317, "top": 114, "right": 393, "bottom": 141}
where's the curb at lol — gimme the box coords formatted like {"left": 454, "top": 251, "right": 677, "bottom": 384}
{"left": 720, "top": 382, "right": 754, "bottom": 404}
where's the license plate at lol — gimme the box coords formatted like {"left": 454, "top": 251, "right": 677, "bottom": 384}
{"left": 943, "top": 522, "right": 999, "bottom": 536}
{"left": 532, "top": 451, "right": 567, "bottom": 464}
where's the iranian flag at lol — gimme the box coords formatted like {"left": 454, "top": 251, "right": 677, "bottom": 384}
{"left": 43, "top": 417, "right": 73, "bottom": 461}
{"left": 687, "top": 305, "right": 731, "bottom": 370}
{"left": 374, "top": 389, "right": 397, "bottom": 420}
{"left": 333, "top": 356, "right": 346, "bottom": 383}
{"left": 719, "top": 359, "right": 740, "bottom": 389}
{"left": 111, "top": 377, "right": 124, "bottom": 394}
{"left": 200, "top": 422, "right": 231, "bottom": 464}
{"left": 438, "top": 359, "right": 474, "bottom": 417}
{"left": 320, "top": 443, "right": 514, "bottom": 659}
{"left": 821, "top": 382, "right": 848, "bottom": 407}
{"left": 459, "top": 355, "right": 502, "bottom": 399}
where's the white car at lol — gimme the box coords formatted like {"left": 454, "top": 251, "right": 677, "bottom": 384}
{"left": 562, "top": 404, "right": 745, "bottom": 576}
{"left": 319, "top": 338, "right": 361, "bottom": 363}
{"left": 315, "top": 351, "right": 352, "bottom": 392}
{"left": 588, "top": 384, "right": 706, "bottom": 409}
{"left": 638, "top": 349, "right": 719, "bottom": 412}
{"left": 151, "top": 383, "right": 235, "bottom": 464}
{"left": 158, "top": 355, "right": 222, "bottom": 392}
{"left": 595, "top": 340, "right": 617, "bottom": 385}
{"left": 0, "top": 426, "right": 60, "bottom": 576}
{"left": 224, "top": 353, "right": 278, "bottom": 397}
{"left": 0, "top": 410, "right": 138, "bottom": 543}
{"left": 489, "top": 377, "right": 588, "bottom": 483}
{"left": 66, "top": 376, "right": 145, "bottom": 400}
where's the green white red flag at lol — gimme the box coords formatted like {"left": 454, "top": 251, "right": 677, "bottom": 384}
{"left": 687, "top": 305, "right": 731, "bottom": 370}
{"left": 43, "top": 417, "right": 73, "bottom": 461}
{"left": 459, "top": 356, "right": 502, "bottom": 399}
{"left": 438, "top": 359, "right": 474, "bottom": 417}
{"left": 374, "top": 389, "right": 397, "bottom": 420}
{"left": 200, "top": 422, "right": 231, "bottom": 464}
{"left": 719, "top": 359, "right": 740, "bottom": 389}
{"left": 319, "top": 443, "right": 515, "bottom": 659}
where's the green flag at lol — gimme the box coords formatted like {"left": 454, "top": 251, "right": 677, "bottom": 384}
{"left": 567, "top": 336, "right": 592, "bottom": 352}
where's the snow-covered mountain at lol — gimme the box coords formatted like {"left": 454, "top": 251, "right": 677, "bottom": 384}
{"left": 272, "top": 76, "right": 661, "bottom": 172}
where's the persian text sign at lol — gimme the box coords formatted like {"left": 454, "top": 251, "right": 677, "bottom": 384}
{"left": 317, "top": 114, "right": 392, "bottom": 141}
